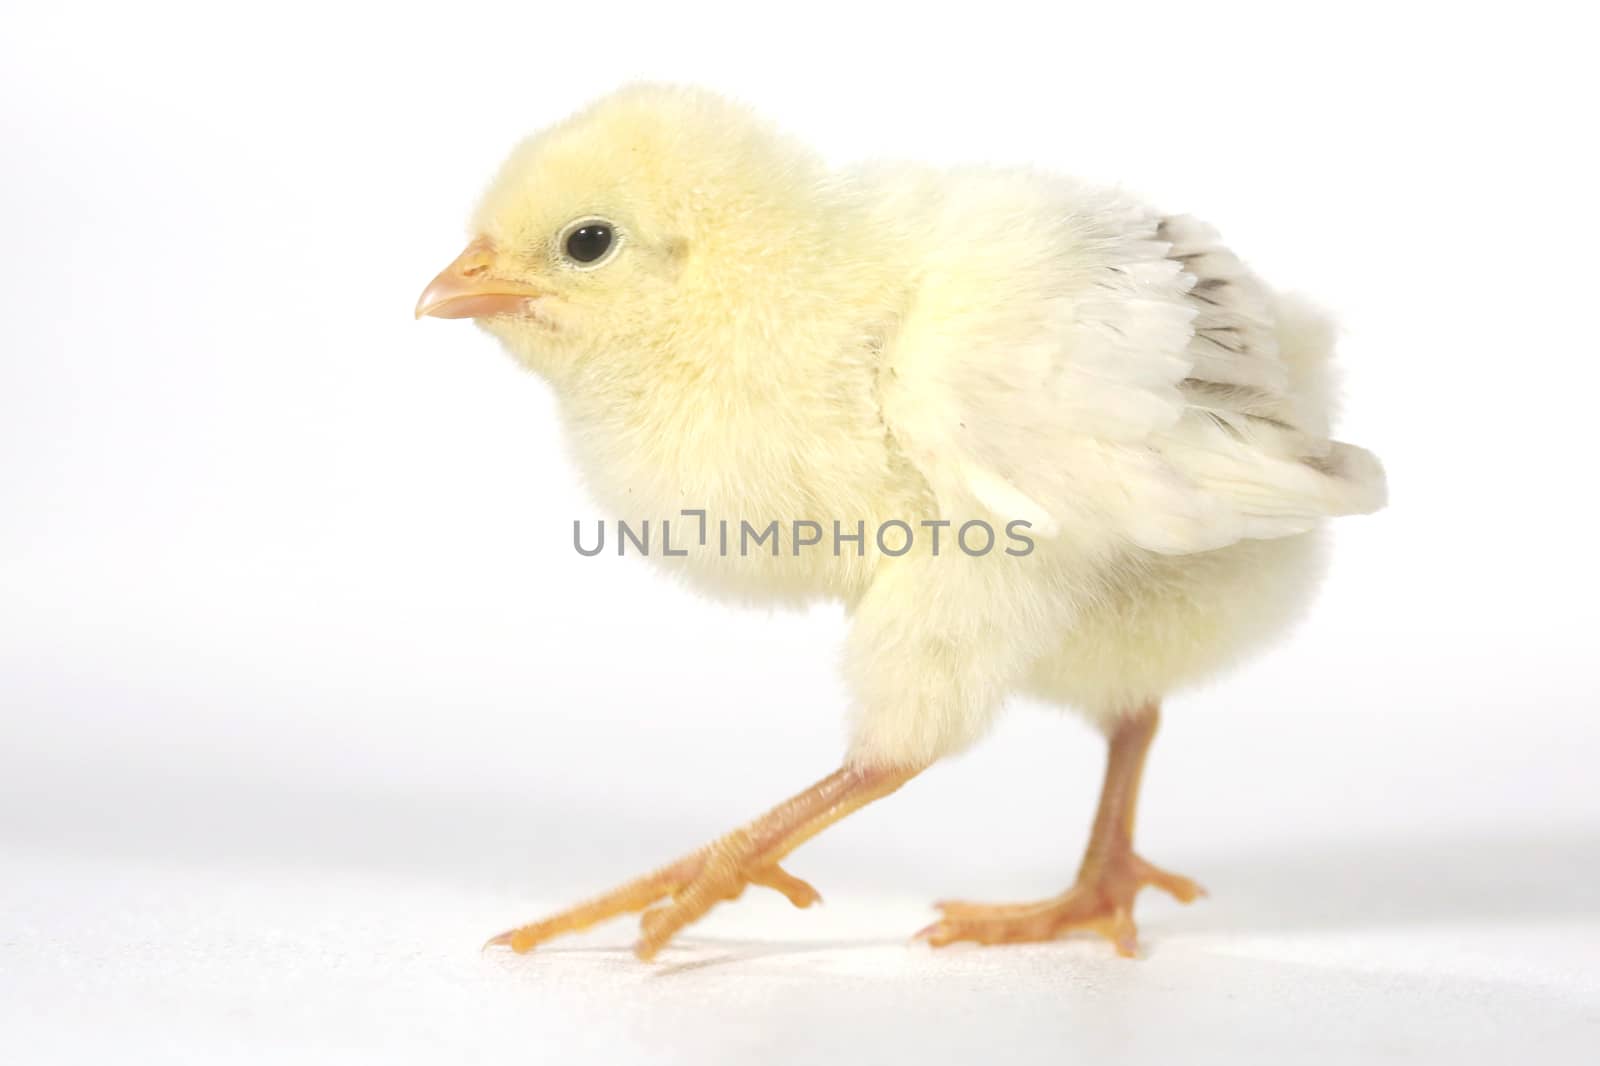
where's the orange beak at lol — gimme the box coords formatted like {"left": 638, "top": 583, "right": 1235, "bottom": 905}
{"left": 414, "top": 238, "right": 546, "bottom": 319}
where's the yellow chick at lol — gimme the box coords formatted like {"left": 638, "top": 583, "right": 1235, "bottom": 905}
{"left": 416, "top": 85, "right": 1386, "bottom": 960}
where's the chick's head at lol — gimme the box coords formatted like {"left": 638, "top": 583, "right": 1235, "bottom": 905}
{"left": 417, "top": 85, "right": 832, "bottom": 386}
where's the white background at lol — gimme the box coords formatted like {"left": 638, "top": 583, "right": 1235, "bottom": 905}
{"left": 3, "top": 2, "right": 1597, "bottom": 1063}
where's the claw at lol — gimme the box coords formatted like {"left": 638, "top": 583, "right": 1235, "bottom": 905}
{"left": 634, "top": 912, "right": 670, "bottom": 962}
{"left": 748, "top": 864, "right": 822, "bottom": 908}
{"left": 483, "top": 927, "right": 536, "bottom": 953}
{"left": 1104, "top": 907, "right": 1140, "bottom": 958}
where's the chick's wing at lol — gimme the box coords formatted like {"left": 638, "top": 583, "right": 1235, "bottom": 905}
{"left": 880, "top": 195, "right": 1386, "bottom": 555}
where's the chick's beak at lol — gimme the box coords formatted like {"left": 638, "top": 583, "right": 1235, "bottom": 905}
{"left": 415, "top": 238, "right": 545, "bottom": 320}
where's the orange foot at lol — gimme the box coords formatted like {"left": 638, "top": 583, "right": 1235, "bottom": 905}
{"left": 917, "top": 851, "right": 1204, "bottom": 957}
{"left": 485, "top": 837, "right": 822, "bottom": 961}
{"left": 485, "top": 764, "right": 921, "bottom": 961}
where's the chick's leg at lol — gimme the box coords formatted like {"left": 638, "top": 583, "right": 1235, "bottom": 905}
{"left": 487, "top": 763, "right": 921, "bottom": 960}
{"left": 918, "top": 703, "right": 1202, "bottom": 957}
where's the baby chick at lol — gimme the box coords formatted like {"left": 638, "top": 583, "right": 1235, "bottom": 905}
{"left": 416, "top": 85, "right": 1386, "bottom": 960}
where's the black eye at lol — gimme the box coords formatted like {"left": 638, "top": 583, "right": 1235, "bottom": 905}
{"left": 564, "top": 223, "right": 614, "bottom": 264}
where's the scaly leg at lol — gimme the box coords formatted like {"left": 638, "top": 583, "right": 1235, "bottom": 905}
{"left": 487, "top": 762, "right": 921, "bottom": 960}
{"left": 918, "top": 702, "right": 1203, "bottom": 957}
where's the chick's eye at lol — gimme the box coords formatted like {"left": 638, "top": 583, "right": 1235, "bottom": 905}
{"left": 564, "top": 223, "right": 613, "bottom": 264}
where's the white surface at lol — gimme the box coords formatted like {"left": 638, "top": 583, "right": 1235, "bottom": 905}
{"left": 4, "top": 819, "right": 1598, "bottom": 1065}
{"left": 5, "top": 708, "right": 1597, "bottom": 1063}
{"left": 4, "top": 1, "right": 1599, "bottom": 1063}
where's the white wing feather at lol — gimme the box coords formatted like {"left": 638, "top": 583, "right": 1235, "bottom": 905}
{"left": 882, "top": 195, "right": 1386, "bottom": 556}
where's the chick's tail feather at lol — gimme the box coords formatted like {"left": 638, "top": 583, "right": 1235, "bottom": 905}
{"left": 1273, "top": 291, "right": 1387, "bottom": 512}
